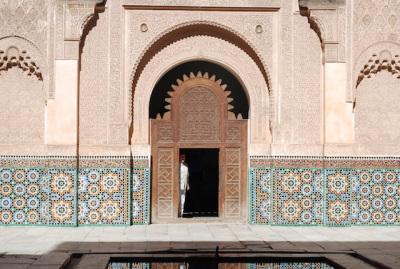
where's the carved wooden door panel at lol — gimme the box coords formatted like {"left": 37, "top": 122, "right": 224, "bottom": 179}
{"left": 151, "top": 121, "right": 177, "bottom": 223}
{"left": 220, "top": 120, "right": 247, "bottom": 220}
{"left": 151, "top": 73, "right": 247, "bottom": 223}
{"left": 179, "top": 86, "right": 220, "bottom": 143}
{"left": 223, "top": 147, "right": 241, "bottom": 218}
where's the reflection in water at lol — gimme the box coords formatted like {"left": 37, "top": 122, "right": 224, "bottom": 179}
{"left": 107, "top": 262, "right": 336, "bottom": 269}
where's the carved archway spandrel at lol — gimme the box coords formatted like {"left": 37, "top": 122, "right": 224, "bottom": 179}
{"left": 352, "top": 42, "right": 400, "bottom": 103}
{"left": 0, "top": 47, "right": 43, "bottom": 81}
{"left": 356, "top": 52, "right": 400, "bottom": 88}
{"left": 129, "top": 21, "right": 273, "bottom": 119}
{"left": 132, "top": 35, "right": 271, "bottom": 148}
{"left": 0, "top": 36, "right": 47, "bottom": 101}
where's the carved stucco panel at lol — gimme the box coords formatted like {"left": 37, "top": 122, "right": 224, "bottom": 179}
{"left": 353, "top": 0, "right": 400, "bottom": 59}
{"left": 0, "top": 36, "right": 47, "bottom": 99}
{"left": 353, "top": 42, "right": 400, "bottom": 100}
{"left": 127, "top": 9, "right": 275, "bottom": 96}
{"left": 79, "top": 10, "right": 109, "bottom": 145}
{"left": 310, "top": 9, "right": 337, "bottom": 42}
{"left": 108, "top": 0, "right": 127, "bottom": 144}
{"left": 0, "top": 0, "right": 48, "bottom": 53}
{"left": 305, "top": 7, "right": 346, "bottom": 63}
{"left": 0, "top": 0, "right": 52, "bottom": 98}
{"left": 132, "top": 36, "right": 270, "bottom": 153}
{"left": 337, "top": 6, "right": 346, "bottom": 62}
{"left": 275, "top": 13, "right": 322, "bottom": 146}
{"left": 55, "top": 0, "right": 99, "bottom": 60}
{"left": 275, "top": 3, "right": 294, "bottom": 144}
{"left": 0, "top": 68, "right": 44, "bottom": 144}
{"left": 356, "top": 72, "right": 400, "bottom": 144}
{"left": 351, "top": 0, "right": 400, "bottom": 102}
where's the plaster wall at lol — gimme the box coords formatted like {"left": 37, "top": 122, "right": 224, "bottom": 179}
{"left": 2, "top": 0, "right": 400, "bottom": 226}
{"left": 324, "top": 63, "right": 354, "bottom": 144}
{"left": 0, "top": 68, "right": 44, "bottom": 146}
{"left": 79, "top": 10, "right": 109, "bottom": 146}
{"left": 46, "top": 60, "right": 78, "bottom": 145}
{"left": 356, "top": 72, "right": 400, "bottom": 145}
{"left": 0, "top": 0, "right": 399, "bottom": 157}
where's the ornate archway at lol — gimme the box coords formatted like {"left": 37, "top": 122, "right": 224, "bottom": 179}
{"left": 151, "top": 71, "right": 247, "bottom": 223}
{"left": 132, "top": 35, "right": 271, "bottom": 155}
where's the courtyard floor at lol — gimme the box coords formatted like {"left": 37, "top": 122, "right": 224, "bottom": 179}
{"left": 1, "top": 224, "right": 400, "bottom": 268}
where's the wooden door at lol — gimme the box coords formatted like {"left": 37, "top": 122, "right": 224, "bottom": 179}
{"left": 221, "top": 120, "right": 247, "bottom": 220}
{"left": 151, "top": 73, "right": 247, "bottom": 223}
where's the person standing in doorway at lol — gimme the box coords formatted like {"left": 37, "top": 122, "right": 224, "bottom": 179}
{"left": 180, "top": 154, "right": 189, "bottom": 217}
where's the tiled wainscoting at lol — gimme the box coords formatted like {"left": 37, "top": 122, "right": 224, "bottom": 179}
{"left": 250, "top": 157, "right": 400, "bottom": 225}
{"left": 1, "top": 155, "right": 400, "bottom": 226}
{"left": 0, "top": 156, "right": 150, "bottom": 225}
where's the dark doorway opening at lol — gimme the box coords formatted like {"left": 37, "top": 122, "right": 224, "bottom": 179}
{"left": 180, "top": 148, "right": 219, "bottom": 217}
{"left": 149, "top": 61, "right": 249, "bottom": 120}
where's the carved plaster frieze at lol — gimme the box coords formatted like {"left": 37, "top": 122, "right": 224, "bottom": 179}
{"left": 356, "top": 51, "right": 400, "bottom": 88}
{"left": 351, "top": 0, "right": 400, "bottom": 103}
{"left": 0, "top": 36, "right": 47, "bottom": 102}
{"left": 0, "top": 0, "right": 49, "bottom": 53}
{"left": 131, "top": 35, "right": 271, "bottom": 153}
{"left": 0, "top": 48, "right": 43, "bottom": 81}
{"left": 55, "top": 0, "right": 101, "bottom": 60}
{"left": 0, "top": 0, "right": 52, "bottom": 99}
{"left": 126, "top": 10, "right": 276, "bottom": 98}
{"left": 64, "top": 0, "right": 102, "bottom": 41}
{"left": 353, "top": 42, "right": 400, "bottom": 103}
{"left": 299, "top": 1, "right": 346, "bottom": 63}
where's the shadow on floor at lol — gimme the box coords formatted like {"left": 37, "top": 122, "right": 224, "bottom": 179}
{"left": 1, "top": 241, "right": 400, "bottom": 269}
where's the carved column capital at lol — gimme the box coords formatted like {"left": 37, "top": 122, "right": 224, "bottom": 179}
{"left": 299, "top": 0, "right": 346, "bottom": 62}
{"left": 64, "top": 0, "right": 102, "bottom": 41}
{"left": 55, "top": 0, "right": 102, "bottom": 60}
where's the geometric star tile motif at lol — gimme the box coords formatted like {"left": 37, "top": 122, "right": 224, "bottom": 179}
{"left": 1, "top": 155, "right": 400, "bottom": 227}
{"left": 273, "top": 169, "right": 324, "bottom": 225}
{"left": 132, "top": 168, "right": 150, "bottom": 224}
{"left": 0, "top": 168, "right": 45, "bottom": 225}
{"left": 325, "top": 169, "right": 352, "bottom": 226}
{"left": 250, "top": 160, "right": 400, "bottom": 226}
{"left": 0, "top": 156, "right": 151, "bottom": 226}
{"left": 78, "top": 168, "right": 130, "bottom": 225}
{"left": 46, "top": 169, "right": 77, "bottom": 226}
{"left": 351, "top": 169, "right": 400, "bottom": 225}
{"left": 250, "top": 168, "right": 272, "bottom": 224}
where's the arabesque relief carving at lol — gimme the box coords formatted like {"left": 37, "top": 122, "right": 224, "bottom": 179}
{"left": 356, "top": 51, "right": 400, "bottom": 87}
{"left": 0, "top": 47, "right": 42, "bottom": 81}
{"left": 151, "top": 72, "right": 247, "bottom": 222}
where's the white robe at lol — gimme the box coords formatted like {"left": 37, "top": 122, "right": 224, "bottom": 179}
{"left": 180, "top": 162, "right": 189, "bottom": 215}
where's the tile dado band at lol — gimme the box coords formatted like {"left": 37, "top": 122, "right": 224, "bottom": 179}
{"left": 0, "top": 156, "right": 150, "bottom": 225}
{"left": 1, "top": 155, "right": 399, "bottom": 226}
{"left": 250, "top": 156, "right": 400, "bottom": 225}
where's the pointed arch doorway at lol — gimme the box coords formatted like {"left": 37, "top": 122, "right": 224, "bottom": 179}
{"left": 150, "top": 61, "right": 248, "bottom": 223}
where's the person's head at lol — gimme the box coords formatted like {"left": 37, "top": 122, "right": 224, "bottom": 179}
{"left": 180, "top": 154, "right": 186, "bottom": 163}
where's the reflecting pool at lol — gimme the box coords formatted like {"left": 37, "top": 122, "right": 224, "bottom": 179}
{"left": 107, "top": 259, "right": 337, "bottom": 269}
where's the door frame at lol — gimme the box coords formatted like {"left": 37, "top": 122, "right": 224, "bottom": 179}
{"left": 150, "top": 120, "right": 247, "bottom": 223}
{"left": 149, "top": 75, "right": 248, "bottom": 223}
